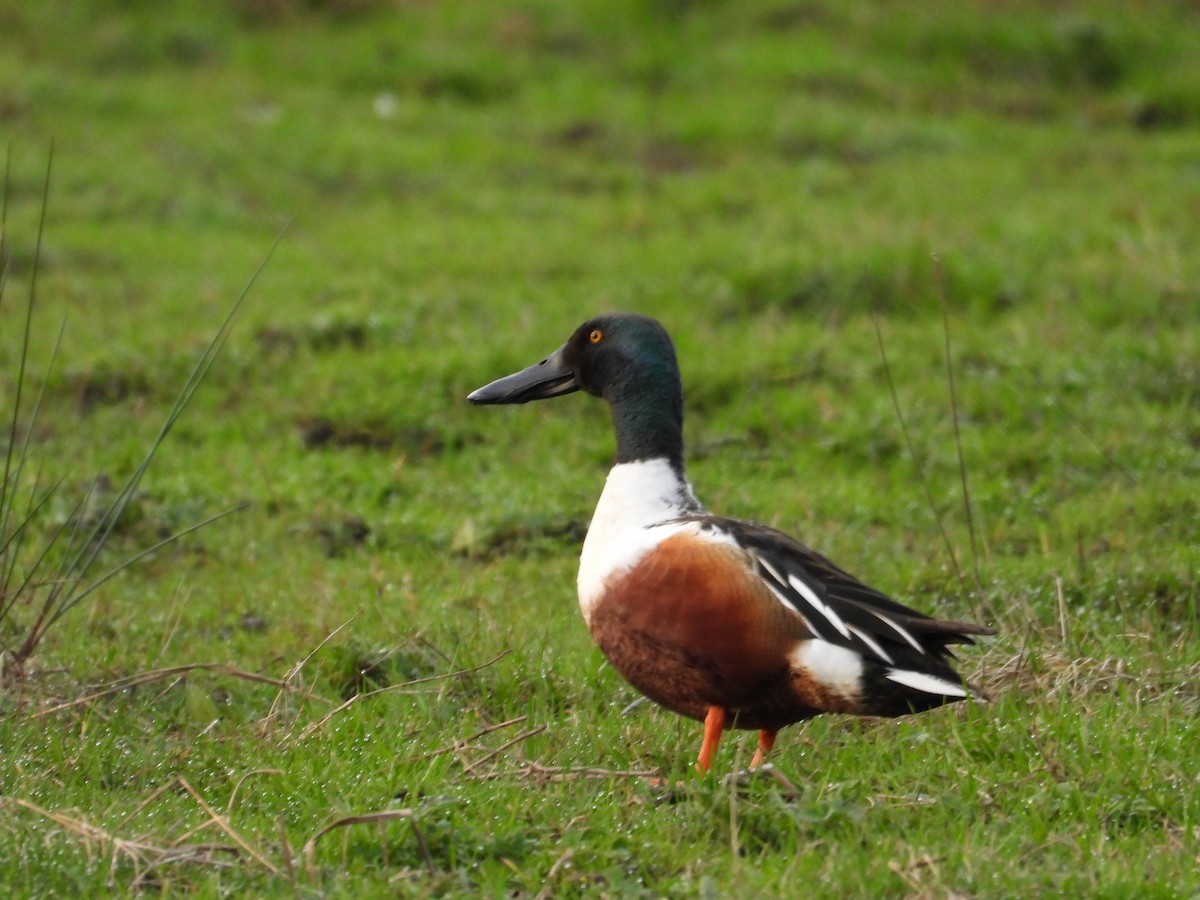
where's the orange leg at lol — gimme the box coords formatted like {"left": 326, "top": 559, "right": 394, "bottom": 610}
{"left": 695, "top": 706, "right": 726, "bottom": 774}
{"left": 749, "top": 729, "right": 776, "bottom": 769}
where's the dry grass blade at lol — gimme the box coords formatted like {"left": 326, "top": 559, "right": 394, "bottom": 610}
{"left": 277, "top": 817, "right": 298, "bottom": 889}
{"left": 460, "top": 725, "right": 548, "bottom": 774}
{"left": 887, "top": 851, "right": 945, "bottom": 897}
{"left": 469, "top": 763, "right": 660, "bottom": 783}
{"left": 10, "top": 755, "right": 282, "bottom": 889}
{"left": 287, "top": 614, "right": 358, "bottom": 680}
{"left": 535, "top": 847, "right": 575, "bottom": 900}
{"left": 294, "top": 649, "right": 512, "bottom": 741}
{"left": 177, "top": 778, "right": 278, "bottom": 874}
{"left": 410, "top": 714, "right": 530, "bottom": 762}
{"left": 11, "top": 795, "right": 129, "bottom": 846}
{"left": 1055, "top": 575, "right": 1071, "bottom": 649}
{"left": 980, "top": 647, "right": 1197, "bottom": 707}
{"left": 303, "top": 809, "right": 432, "bottom": 879}
{"left": 165, "top": 768, "right": 286, "bottom": 849}
{"left": 10, "top": 796, "right": 164, "bottom": 880}
{"left": 30, "top": 662, "right": 308, "bottom": 719}
{"left": 260, "top": 614, "right": 357, "bottom": 731}
{"left": 129, "top": 844, "right": 243, "bottom": 890}
{"left": 227, "top": 768, "right": 285, "bottom": 814}
{"left": 119, "top": 779, "right": 179, "bottom": 828}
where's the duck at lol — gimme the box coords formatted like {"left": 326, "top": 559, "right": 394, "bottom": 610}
{"left": 469, "top": 312, "right": 995, "bottom": 774}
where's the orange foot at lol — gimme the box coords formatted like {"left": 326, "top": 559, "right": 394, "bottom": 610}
{"left": 749, "top": 729, "right": 777, "bottom": 769}
{"left": 695, "top": 706, "right": 727, "bottom": 774}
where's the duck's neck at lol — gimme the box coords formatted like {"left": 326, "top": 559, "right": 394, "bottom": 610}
{"left": 608, "top": 370, "right": 686, "bottom": 470}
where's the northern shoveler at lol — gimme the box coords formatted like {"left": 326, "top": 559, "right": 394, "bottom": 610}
{"left": 469, "top": 312, "right": 994, "bottom": 774}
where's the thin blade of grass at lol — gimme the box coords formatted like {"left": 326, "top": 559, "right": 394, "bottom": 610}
{"left": 18, "top": 504, "right": 247, "bottom": 660}
{"left": 69, "top": 224, "right": 289, "bottom": 585}
{"left": 226, "top": 768, "right": 285, "bottom": 815}
{"left": 0, "top": 466, "right": 64, "bottom": 563}
{"left": 535, "top": 848, "right": 575, "bottom": 900}
{"left": 0, "top": 140, "right": 11, "bottom": 268}
{"left": 936, "top": 259, "right": 983, "bottom": 591}
{"left": 5, "top": 471, "right": 100, "bottom": 655}
{"left": 870, "top": 310, "right": 964, "bottom": 585}
{"left": 277, "top": 817, "right": 298, "bottom": 889}
{"left": 1, "top": 146, "right": 54, "bottom": 590}
{"left": 7, "top": 217, "right": 288, "bottom": 667}
{"left": 44, "top": 501, "right": 250, "bottom": 631}
{"left": 0, "top": 317, "right": 67, "bottom": 608}
{"left": 1, "top": 142, "right": 17, "bottom": 522}
{"left": 260, "top": 613, "right": 358, "bottom": 731}
{"left": 0, "top": 474, "right": 71, "bottom": 624}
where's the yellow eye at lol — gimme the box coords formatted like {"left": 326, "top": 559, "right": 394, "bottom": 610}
{"left": 589, "top": 329, "right": 603, "bottom": 344}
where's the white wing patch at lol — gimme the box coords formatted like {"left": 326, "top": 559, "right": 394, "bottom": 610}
{"left": 789, "top": 641, "right": 863, "bottom": 699}
{"left": 884, "top": 668, "right": 969, "bottom": 699}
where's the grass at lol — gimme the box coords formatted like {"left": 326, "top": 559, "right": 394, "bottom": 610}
{"left": 1, "top": 0, "right": 1199, "bottom": 894}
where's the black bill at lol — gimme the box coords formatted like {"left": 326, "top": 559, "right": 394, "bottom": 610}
{"left": 467, "top": 343, "right": 579, "bottom": 405}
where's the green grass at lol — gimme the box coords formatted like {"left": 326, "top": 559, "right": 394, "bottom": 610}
{"left": 2, "top": 0, "right": 1199, "bottom": 895}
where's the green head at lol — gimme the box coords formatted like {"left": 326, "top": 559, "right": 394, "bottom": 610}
{"left": 468, "top": 313, "right": 686, "bottom": 467}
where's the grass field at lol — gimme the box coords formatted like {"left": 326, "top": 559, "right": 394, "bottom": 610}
{"left": 2, "top": 0, "right": 1199, "bottom": 895}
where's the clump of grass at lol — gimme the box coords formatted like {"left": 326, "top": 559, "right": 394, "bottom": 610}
{"left": 0, "top": 147, "right": 270, "bottom": 681}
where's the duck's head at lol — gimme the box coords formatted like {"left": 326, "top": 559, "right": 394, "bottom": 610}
{"left": 468, "top": 312, "right": 685, "bottom": 465}
{"left": 468, "top": 312, "right": 679, "bottom": 406}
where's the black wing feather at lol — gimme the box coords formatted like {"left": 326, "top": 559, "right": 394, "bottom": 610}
{"left": 690, "top": 515, "right": 995, "bottom": 670}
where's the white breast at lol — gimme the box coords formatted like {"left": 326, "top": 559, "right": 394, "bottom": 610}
{"left": 577, "top": 459, "right": 709, "bottom": 621}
